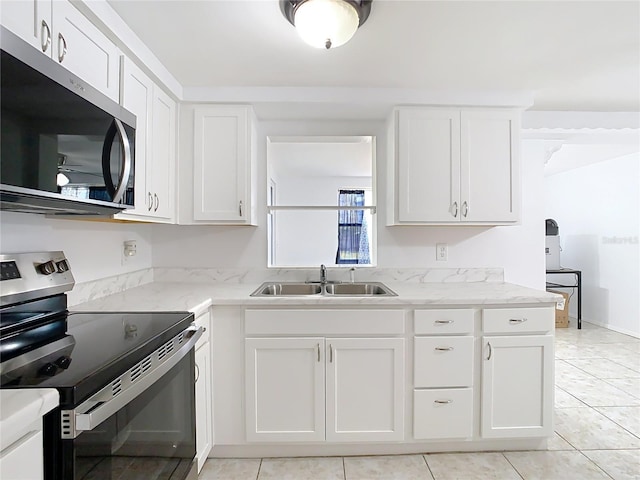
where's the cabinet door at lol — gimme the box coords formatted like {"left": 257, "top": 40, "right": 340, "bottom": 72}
{"left": 397, "top": 108, "right": 460, "bottom": 223}
{"left": 326, "top": 338, "right": 404, "bottom": 442}
{"left": 481, "top": 335, "right": 553, "bottom": 438}
{"left": 117, "top": 57, "right": 153, "bottom": 218}
{"left": 195, "top": 343, "right": 213, "bottom": 473}
{"left": 51, "top": 0, "right": 120, "bottom": 101}
{"left": 149, "top": 86, "right": 176, "bottom": 221}
{"left": 1, "top": 0, "right": 51, "bottom": 53}
{"left": 245, "top": 337, "right": 325, "bottom": 442}
{"left": 0, "top": 430, "right": 44, "bottom": 480}
{"left": 460, "top": 109, "right": 520, "bottom": 222}
{"left": 193, "top": 105, "right": 254, "bottom": 224}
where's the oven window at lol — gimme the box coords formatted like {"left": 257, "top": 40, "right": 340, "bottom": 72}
{"left": 68, "top": 352, "right": 196, "bottom": 480}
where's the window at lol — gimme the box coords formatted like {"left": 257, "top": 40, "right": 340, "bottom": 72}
{"left": 336, "top": 189, "right": 371, "bottom": 264}
{"left": 267, "top": 136, "right": 376, "bottom": 267}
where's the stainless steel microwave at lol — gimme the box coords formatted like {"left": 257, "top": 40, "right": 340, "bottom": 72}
{"left": 0, "top": 26, "right": 136, "bottom": 216}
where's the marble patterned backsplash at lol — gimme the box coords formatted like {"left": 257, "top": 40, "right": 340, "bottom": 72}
{"left": 67, "top": 267, "right": 504, "bottom": 306}
{"left": 152, "top": 267, "right": 505, "bottom": 285}
{"left": 67, "top": 268, "right": 154, "bottom": 306}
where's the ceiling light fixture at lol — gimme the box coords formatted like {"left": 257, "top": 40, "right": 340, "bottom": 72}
{"left": 280, "top": 0, "right": 372, "bottom": 50}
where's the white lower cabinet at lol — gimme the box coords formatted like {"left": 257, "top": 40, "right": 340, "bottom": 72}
{"left": 481, "top": 333, "right": 554, "bottom": 438}
{"left": 245, "top": 336, "right": 404, "bottom": 443}
{"left": 0, "top": 429, "right": 43, "bottom": 480}
{"left": 194, "top": 311, "right": 213, "bottom": 472}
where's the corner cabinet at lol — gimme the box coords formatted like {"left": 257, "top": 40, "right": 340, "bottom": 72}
{"left": 191, "top": 105, "right": 257, "bottom": 225}
{"left": 1, "top": 0, "right": 120, "bottom": 101}
{"left": 387, "top": 107, "right": 521, "bottom": 225}
{"left": 480, "top": 307, "right": 554, "bottom": 439}
{"left": 116, "top": 57, "right": 176, "bottom": 223}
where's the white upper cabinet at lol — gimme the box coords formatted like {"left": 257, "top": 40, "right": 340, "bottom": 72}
{"left": 117, "top": 57, "right": 175, "bottom": 223}
{"left": 388, "top": 107, "right": 520, "bottom": 225}
{"left": 191, "top": 105, "right": 257, "bottom": 225}
{"left": 1, "top": 0, "right": 120, "bottom": 102}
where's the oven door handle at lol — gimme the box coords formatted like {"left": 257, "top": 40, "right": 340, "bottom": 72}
{"left": 64, "top": 326, "right": 202, "bottom": 438}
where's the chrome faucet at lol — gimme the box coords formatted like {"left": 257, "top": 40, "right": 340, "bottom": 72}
{"left": 320, "top": 264, "right": 327, "bottom": 284}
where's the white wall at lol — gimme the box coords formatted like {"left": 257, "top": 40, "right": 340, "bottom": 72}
{"left": 545, "top": 152, "right": 640, "bottom": 336}
{"left": 153, "top": 119, "right": 547, "bottom": 289}
{"left": 0, "top": 212, "right": 153, "bottom": 283}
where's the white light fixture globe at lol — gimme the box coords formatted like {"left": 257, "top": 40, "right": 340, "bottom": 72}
{"left": 281, "top": 0, "right": 372, "bottom": 50}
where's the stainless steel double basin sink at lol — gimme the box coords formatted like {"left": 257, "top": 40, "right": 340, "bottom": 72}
{"left": 250, "top": 281, "right": 397, "bottom": 297}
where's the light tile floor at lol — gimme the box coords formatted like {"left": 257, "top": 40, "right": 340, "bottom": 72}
{"left": 200, "top": 322, "right": 640, "bottom": 479}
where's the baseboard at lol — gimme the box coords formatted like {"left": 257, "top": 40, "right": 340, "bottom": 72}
{"left": 577, "top": 317, "right": 640, "bottom": 339}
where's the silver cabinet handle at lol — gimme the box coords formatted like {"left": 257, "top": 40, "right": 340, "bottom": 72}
{"left": 101, "top": 119, "right": 132, "bottom": 204}
{"left": 487, "top": 342, "right": 492, "bottom": 360}
{"left": 329, "top": 344, "right": 333, "bottom": 363}
{"left": 435, "top": 320, "right": 453, "bottom": 324}
{"left": 41, "top": 20, "right": 51, "bottom": 53}
{"left": 148, "top": 192, "right": 153, "bottom": 211}
{"left": 435, "top": 346, "right": 454, "bottom": 351}
{"left": 57, "top": 33, "right": 67, "bottom": 63}
{"left": 462, "top": 201, "right": 469, "bottom": 218}
{"left": 316, "top": 343, "right": 320, "bottom": 362}
{"left": 451, "top": 201, "right": 458, "bottom": 218}
{"left": 434, "top": 399, "right": 453, "bottom": 404}
{"left": 194, "top": 363, "right": 200, "bottom": 382}
{"left": 154, "top": 193, "right": 159, "bottom": 212}
{"left": 239, "top": 200, "right": 243, "bottom": 217}
{"left": 509, "top": 318, "right": 528, "bottom": 324}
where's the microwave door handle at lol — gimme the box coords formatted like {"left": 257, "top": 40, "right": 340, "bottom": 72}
{"left": 101, "top": 119, "right": 132, "bottom": 204}
{"left": 66, "top": 326, "right": 203, "bottom": 438}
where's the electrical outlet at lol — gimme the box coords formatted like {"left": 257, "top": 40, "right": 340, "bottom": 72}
{"left": 436, "top": 243, "right": 448, "bottom": 261}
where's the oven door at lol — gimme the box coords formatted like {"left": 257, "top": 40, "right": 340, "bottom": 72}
{"left": 44, "top": 333, "right": 200, "bottom": 480}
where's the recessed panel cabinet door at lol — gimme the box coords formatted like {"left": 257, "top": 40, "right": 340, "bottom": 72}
{"left": 481, "top": 335, "right": 554, "bottom": 438}
{"left": 193, "top": 105, "right": 253, "bottom": 223}
{"left": 461, "top": 109, "right": 520, "bottom": 222}
{"left": 0, "top": 0, "right": 51, "bottom": 52}
{"left": 245, "top": 337, "right": 325, "bottom": 442}
{"left": 397, "top": 109, "right": 461, "bottom": 222}
{"left": 326, "top": 338, "right": 405, "bottom": 442}
{"left": 150, "top": 87, "right": 176, "bottom": 220}
{"left": 195, "top": 343, "right": 213, "bottom": 472}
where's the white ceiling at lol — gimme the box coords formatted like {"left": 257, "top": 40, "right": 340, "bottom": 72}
{"left": 107, "top": 0, "right": 640, "bottom": 112}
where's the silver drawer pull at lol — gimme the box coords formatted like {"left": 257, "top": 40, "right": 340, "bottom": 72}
{"left": 509, "top": 318, "right": 528, "bottom": 323}
{"left": 435, "top": 320, "right": 453, "bottom": 324}
{"left": 434, "top": 399, "right": 453, "bottom": 404}
{"left": 435, "top": 347, "right": 454, "bottom": 351}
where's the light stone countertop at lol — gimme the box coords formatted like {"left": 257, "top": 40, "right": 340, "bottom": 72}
{"left": 0, "top": 389, "right": 59, "bottom": 451}
{"left": 71, "top": 281, "right": 561, "bottom": 313}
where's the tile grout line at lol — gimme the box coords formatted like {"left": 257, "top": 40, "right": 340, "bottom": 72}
{"left": 577, "top": 449, "right": 616, "bottom": 480}
{"left": 342, "top": 456, "right": 346, "bottom": 480}
{"left": 500, "top": 452, "right": 525, "bottom": 480}
{"left": 421, "top": 454, "right": 436, "bottom": 480}
{"left": 255, "top": 458, "right": 263, "bottom": 480}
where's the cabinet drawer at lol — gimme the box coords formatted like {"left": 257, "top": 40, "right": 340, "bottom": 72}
{"left": 414, "top": 336, "right": 473, "bottom": 387}
{"left": 0, "top": 430, "right": 43, "bottom": 480}
{"left": 194, "top": 310, "right": 211, "bottom": 348}
{"left": 414, "top": 309, "right": 475, "bottom": 334}
{"left": 483, "top": 307, "right": 554, "bottom": 334}
{"left": 414, "top": 388, "right": 473, "bottom": 439}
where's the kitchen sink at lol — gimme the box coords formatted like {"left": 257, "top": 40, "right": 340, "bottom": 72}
{"left": 324, "top": 282, "right": 397, "bottom": 296}
{"left": 250, "top": 281, "right": 396, "bottom": 297}
{"left": 251, "top": 282, "right": 322, "bottom": 296}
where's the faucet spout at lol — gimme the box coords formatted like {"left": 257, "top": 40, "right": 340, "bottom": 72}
{"left": 320, "top": 264, "right": 327, "bottom": 284}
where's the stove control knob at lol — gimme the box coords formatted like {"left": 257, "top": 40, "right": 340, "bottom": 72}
{"left": 55, "top": 356, "right": 72, "bottom": 369}
{"left": 56, "top": 260, "right": 70, "bottom": 273}
{"left": 39, "top": 363, "right": 58, "bottom": 377}
{"left": 37, "top": 261, "right": 57, "bottom": 275}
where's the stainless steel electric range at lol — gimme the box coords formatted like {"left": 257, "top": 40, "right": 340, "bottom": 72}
{"left": 0, "top": 252, "right": 202, "bottom": 480}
